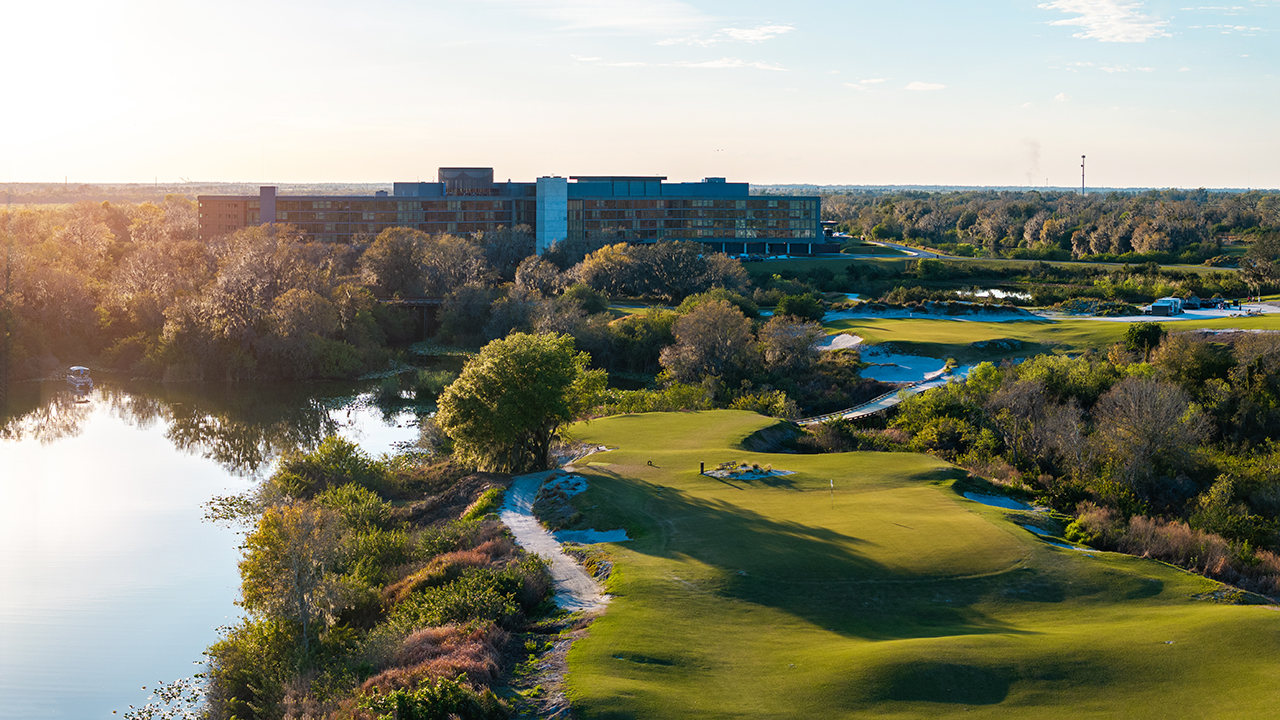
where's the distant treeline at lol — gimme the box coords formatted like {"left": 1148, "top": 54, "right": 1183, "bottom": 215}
{"left": 820, "top": 188, "right": 1280, "bottom": 261}
{"left": 1, "top": 182, "right": 393, "bottom": 206}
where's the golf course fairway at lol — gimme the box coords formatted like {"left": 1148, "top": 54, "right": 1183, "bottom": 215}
{"left": 559, "top": 410, "right": 1280, "bottom": 718}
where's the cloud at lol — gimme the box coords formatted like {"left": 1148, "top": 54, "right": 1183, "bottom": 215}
{"left": 1101, "top": 64, "right": 1155, "bottom": 71}
{"left": 578, "top": 55, "right": 786, "bottom": 70}
{"left": 1179, "top": 66, "right": 1192, "bottom": 70}
{"left": 675, "top": 57, "right": 786, "bottom": 70}
{"left": 1039, "top": 0, "right": 1172, "bottom": 42}
{"left": 1023, "top": 101, "right": 1036, "bottom": 108}
{"left": 722, "top": 25, "right": 794, "bottom": 42}
{"left": 659, "top": 23, "right": 795, "bottom": 46}
{"left": 905, "top": 81, "right": 945, "bottom": 91}
{"left": 491, "top": 0, "right": 711, "bottom": 34}
{"left": 572, "top": 55, "right": 602, "bottom": 62}
{"left": 1194, "top": 23, "right": 1269, "bottom": 32}
{"left": 1055, "top": 92, "right": 1072, "bottom": 101}
{"left": 861, "top": 78, "right": 887, "bottom": 84}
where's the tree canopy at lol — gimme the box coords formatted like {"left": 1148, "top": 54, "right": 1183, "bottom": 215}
{"left": 436, "top": 332, "right": 606, "bottom": 473}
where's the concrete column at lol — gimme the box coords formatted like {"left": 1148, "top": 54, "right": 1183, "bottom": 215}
{"left": 535, "top": 177, "right": 568, "bottom": 255}
{"left": 260, "top": 186, "right": 276, "bottom": 225}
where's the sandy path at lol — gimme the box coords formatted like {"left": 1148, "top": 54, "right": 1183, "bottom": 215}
{"left": 499, "top": 469, "right": 608, "bottom": 611}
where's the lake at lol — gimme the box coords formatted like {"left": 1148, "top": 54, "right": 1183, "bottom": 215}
{"left": 0, "top": 375, "right": 427, "bottom": 719}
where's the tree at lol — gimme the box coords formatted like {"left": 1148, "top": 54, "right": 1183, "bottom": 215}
{"left": 436, "top": 332, "right": 606, "bottom": 472}
{"left": 238, "top": 502, "right": 343, "bottom": 656}
{"left": 573, "top": 242, "right": 636, "bottom": 296}
{"left": 360, "top": 227, "right": 426, "bottom": 296}
{"left": 1239, "top": 233, "right": 1280, "bottom": 295}
{"left": 659, "top": 300, "right": 756, "bottom": 384}
{"left": 758, "top": 315, "right": 823, "bottom": 373}
{"left": 1124, "top": 321, "right": 1166, "bottom": 362}
{"left": 514, "top": 255, "right": 564, "bottom": 296}
{"left": 420, "top": 233, "right": 493, "bottom": 297}
{"left": 774, "top": 293, "right": 825, "bottom": 322}
{"left": 1091, "top": 376, "right": 1211, "bottom": 498}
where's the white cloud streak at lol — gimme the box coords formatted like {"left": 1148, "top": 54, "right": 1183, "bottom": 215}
{"left": 905, "top": 81, "right": 946, "bottom": 91}
{"left": 581, "top": 56, "right": 786, "bottom": 70}
{"left": 1039, "top": 0, "right": 1172, "bottom": 42}
{"left": 659, "top": 24, "right": 795, "bottom": 46}
{"left": 490, "top": 0, "right": 711, "bottom": 34}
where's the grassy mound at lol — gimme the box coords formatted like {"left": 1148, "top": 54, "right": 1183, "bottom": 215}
{"left": 559, "top": 410, "right": 1280, "bottom": 718}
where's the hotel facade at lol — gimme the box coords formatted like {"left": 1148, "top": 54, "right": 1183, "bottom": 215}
{"left": 198, "top": 167, "right": 834, "bottom": 256}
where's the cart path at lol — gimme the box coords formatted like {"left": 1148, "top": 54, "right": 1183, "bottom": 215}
{"left": 795, "top": 367, "right": 967, "bottom": 426}
{"left": 499, "top": 468, "right": 608, "bottom": 611}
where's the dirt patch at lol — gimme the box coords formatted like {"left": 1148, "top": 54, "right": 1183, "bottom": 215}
{"left": 507, "top": 614, "right": 602, "bottom": 718}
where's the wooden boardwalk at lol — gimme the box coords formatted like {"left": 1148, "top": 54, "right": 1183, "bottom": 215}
{"left": 794, "top": 368, "right": 959, "bottom": 426}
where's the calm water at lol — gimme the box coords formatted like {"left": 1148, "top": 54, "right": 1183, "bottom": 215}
{"left": 0, "top": 376, "right": 427, "bottom": 719}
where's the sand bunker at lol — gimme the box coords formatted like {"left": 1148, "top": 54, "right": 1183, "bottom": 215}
{"left": 859, "top": 347, "right": 947, "bottom": 383}
{"left": 962, "top": 492, "right": 1033, "bottom": 511}
{"left": 816, "top": 333, "right": 863, "bottom": 351}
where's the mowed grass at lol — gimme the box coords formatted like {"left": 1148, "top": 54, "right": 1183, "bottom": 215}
{"left": 560, "top": 411, "right": 1280, "bottom": 719}
{"left": 825, "top": 314, "right": 1280, "bottom": 362}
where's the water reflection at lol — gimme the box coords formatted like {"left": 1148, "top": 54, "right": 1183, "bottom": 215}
{"left": 0, "top": 376, "right": 434, "bottom": 475}
{"left": 0, "top": 370, "right": 443, "bottom": 720}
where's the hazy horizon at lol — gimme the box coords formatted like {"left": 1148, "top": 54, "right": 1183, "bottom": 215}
{"left": 3, "top": 1, "right": 1276, "bottom": 188}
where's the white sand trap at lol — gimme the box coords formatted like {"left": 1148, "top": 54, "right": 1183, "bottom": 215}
{"left": 816, "top": 333, "right": 862, "bottom": 351}
{"left": 555, "top": 529, "right": 631, "bottom": 544}
{"left": 963, "top": 492, "right": 1033, "bottom": 510}
{"left": 859, "top": 347, "right": 946, "bottom": 383}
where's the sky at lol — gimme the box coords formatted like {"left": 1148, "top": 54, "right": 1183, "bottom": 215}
{"left": 1, "top": 0, "right": 1276, "bottom": 188}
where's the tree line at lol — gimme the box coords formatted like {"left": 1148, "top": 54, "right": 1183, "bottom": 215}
{"left": 821, "top": 188, "right": 1280, "bottom": 262}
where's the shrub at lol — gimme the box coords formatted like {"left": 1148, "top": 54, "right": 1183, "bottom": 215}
{"left": 387, "top": 571, "right": 521, "bottom": 631}
{"left": 317, "top": 483, "right": 393, "bottom": 531}
{"left": 730, "top": 390, "right": 799, "bottom": 419}
{"left": 461, "top": 488, "right": 503, "bottom": 521}
{"left": 413, "top": 369, "right": 458, "bottom": 404}
{"left": 677, "top": 288, "right": 760, "bottom": 319}
{"left": 268, "top": 436, "right": 391, "bottom": 500}
{"left": 384, "top": 550, "right": 493, "bottom": 606}
{"left": 342, "top": 528, "right": 414, "bottom": 587}
{"left": 358, "top": 675, "right": 508, "bottom": 720}
{"left": 561, "top": 283, "right": 610, "bottom": 315}
{"left": 775, "top": 293, "right": 825, "bottom": 322}
{"left": 1064, "top": 502, "right": 1126, "bottom": 547}
{"left": 598, "top": 382, "right": 715, "bottom": 414}
{"left": 417, "top": 519, "right": 489, "bottom": 559}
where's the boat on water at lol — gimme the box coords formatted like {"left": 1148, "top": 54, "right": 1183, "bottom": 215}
{"left": 66, "top": 366, "right": 93, "bottom": 390}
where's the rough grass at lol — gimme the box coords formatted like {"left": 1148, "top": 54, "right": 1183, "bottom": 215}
{"left": 558, "top": 410, "right": 1280, "bottom": 719}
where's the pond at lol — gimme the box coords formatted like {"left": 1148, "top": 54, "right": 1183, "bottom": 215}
{"left": 0, "top": 372, "right": 434, "bottom": 719}
{"left": 953, "top": 288, "right": 1033, "bottom": 301}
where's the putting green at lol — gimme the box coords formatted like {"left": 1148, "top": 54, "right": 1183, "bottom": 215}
{"left": 560, "top": 410, "right": 1280, "bottom": 718}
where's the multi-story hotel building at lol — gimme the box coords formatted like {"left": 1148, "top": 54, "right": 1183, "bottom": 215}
{"left": 198, "top": 167, "right": 834, "bottom": 256}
